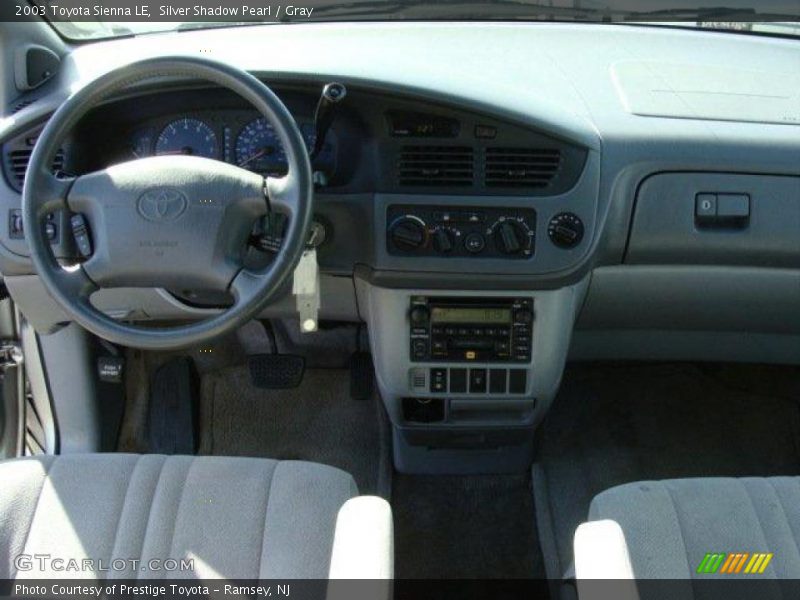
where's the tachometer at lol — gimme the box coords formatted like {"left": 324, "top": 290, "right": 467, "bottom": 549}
{"left": 155, "top": 118, "right": 218, "bottom": 159}
{"left": 235, "top": 118, "right": 287, "bottom": 173}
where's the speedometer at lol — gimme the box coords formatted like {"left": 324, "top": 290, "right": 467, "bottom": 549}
{"left": 235, "top": 118, "right": 287, "bottom": 173}
{"left": 155, "top": 118, "right": 218, "bottom": 159}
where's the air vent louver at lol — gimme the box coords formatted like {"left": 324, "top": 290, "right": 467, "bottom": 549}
{"left": 484, "top": 147, "right": 561, "bottom": 188}
{"left": 398, "top": 145, "right": 474, "bottom": 187}
{"left": 11, "top": 99, "right": 34, "bottom": 114}
{"left": 5, "top": 144, "right": 64, "bottom": 192}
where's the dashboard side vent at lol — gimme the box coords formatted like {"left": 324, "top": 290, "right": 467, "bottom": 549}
{"left": 484, "top": 147, "right": 561, "bottom": 188}
{"left": 4, "top": 141, "right": 64, "bottom": 193}
{"left": 398, "top": 145, "right": 474, "bottom": 187}
{"left": 11, "top": 99, "right": 34, "bottom": 114}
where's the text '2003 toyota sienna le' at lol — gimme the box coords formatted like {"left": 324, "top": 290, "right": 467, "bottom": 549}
{"left": 0, "top": 2, "right": 799, "bottom": 599}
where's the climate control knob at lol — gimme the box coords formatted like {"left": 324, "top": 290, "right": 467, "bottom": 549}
{"left": 548, "top": 213, "right": 584, "bottom": 249}
{"left": 432, "top": 228, "right": 455, "bottom": 254}
{"left": 389, "top": 217, "right": 427, "bottom": 251}
{"left": 494, "top": 220, "right": 527, "bottom": 255}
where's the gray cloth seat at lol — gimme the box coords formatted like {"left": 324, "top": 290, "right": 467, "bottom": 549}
{"left": 584, "top": 477, "right": 800, "bottom": 580}
{"left": 0, "top": 454, "right": 393, "bottom": 579}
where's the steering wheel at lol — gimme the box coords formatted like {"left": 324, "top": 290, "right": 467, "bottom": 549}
{"left": 23, "top": 57, "right": 314, "bottom": 350}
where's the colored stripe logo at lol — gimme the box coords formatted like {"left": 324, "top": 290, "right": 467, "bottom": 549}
{"left": 697, "top": 552, "right": 773, "bottom": 574}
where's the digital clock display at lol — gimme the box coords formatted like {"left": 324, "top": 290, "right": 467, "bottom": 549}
{"left": 388, "top": 112, "right": 460, "bottom": 138}
{"left": 431, "top": 307, "right": 511, "bottom": 324}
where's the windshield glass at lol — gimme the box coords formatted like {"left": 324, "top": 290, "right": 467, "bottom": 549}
{"left": 32, "top": 0, "right": 800, "bottom": 41}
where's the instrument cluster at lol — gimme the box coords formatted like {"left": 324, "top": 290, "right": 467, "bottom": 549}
{"left": 127, "top": 111, "right": 337, "bottom": 175}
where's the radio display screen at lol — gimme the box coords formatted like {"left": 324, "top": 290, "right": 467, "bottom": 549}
{"left": 431, "top": 307, "right": 511, "bottom": 324}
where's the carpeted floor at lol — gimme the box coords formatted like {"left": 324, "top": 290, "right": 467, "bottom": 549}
{"left": 393, "top": 473, "right": 546, "bottom": 581}
{"left": 198, "top": 366, "right": 391, "bottom": 497}
{"left": 533, "top": 363, "right": 800, "bottom": 578}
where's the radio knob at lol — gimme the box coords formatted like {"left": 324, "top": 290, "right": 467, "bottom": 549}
{"left": 409, "top": 305, "right": 430, "bottom": 327}
{"left": 494, "top": 220, "right": 526, "bottom": 255}
{"left": 390, "top": 217, "right": 427, "bottom": 250}
{"left": 432, "top": 228, "right": 455, "bottom": 253}
{"left": 514, "top": 308, "right": 533, "bottom": 325}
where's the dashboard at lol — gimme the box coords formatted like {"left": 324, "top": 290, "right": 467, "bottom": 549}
{"left": 0, "top": 21, "right": 797, "bottom": 372}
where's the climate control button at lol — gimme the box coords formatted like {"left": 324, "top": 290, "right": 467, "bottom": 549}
{"left": 463, "top": 232, "right": 486, "bottom": 253}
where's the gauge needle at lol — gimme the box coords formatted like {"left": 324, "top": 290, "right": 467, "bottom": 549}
{"left": 238, "top": 148, "right": 269, "bottom": 168}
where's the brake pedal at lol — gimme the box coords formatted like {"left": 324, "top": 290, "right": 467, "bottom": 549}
{"left": 349, "top": 352, "right": 374, "bottom": 400}
{"left": 248, "top": 354, "right": 305, "bottom": 389}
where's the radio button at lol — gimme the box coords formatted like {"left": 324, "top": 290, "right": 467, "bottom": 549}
{"left": 509, "top": 370, "right": 527, "bottom": 394}
{"left": 430, "top": 368, "right": 448, "bottom": 393}
{"left": 489, "top": 369, "right": 507, "bottom": 394}
{"left": 450, "top": 369, "right": 467, "bottom": 393}
{"left": 469, "top": 369, "right": 488, "bottom": 393}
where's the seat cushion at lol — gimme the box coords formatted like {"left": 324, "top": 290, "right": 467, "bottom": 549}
{"left": 587, "top": 477, "right": 800, "bottom": 580}
{"left": 0, "top": 454, "right": 360, "bottom": 579}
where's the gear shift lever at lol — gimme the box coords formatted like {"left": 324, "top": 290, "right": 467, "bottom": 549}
{"left": 311, "top": 82, "right": 346, "bottom": 160}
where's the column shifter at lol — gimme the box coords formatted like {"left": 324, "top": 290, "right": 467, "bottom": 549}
{"left": 310, "top": 82, "right": 346, "bottom": 161}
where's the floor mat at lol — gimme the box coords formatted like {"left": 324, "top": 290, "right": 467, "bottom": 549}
{"left": 534, "top": 363, "right": 800, "bottom": 577}
{"left": 198, "top": 366, "right": 391, "bottom": 497}
{"left": 393, "top": 474, "right": 546, "bottom": 581}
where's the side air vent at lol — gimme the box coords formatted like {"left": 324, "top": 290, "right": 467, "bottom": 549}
{"left": 398, "top": 145, "right": 474, "bottom": 187}
{"left": 484, "top": 147, "right": 561, "bottom": 188}
{"left": 4, "top": 143, "right": 64, "bottom": 192}
{"left": 11, "top": 99, "right": 34, "bottom": 114}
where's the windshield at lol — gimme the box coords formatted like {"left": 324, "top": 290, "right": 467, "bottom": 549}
{"left": 30, "top": 0, "right": 800, "bottom": 41}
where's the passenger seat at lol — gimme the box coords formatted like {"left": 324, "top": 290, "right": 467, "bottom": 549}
{"left": 574, "top": 478, "right": 800, "bottom": 598}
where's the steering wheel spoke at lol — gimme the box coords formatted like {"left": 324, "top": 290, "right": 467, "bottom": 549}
{"left": 52, "top": 265, "right": 99, "bottom": 301}
{"left": 229, "top": 268, "right": 266, "bottom": 306}
{"left": 36, "top": 172, "right": 75, "bottom": 216}
{"left": 265, "top": 175, "right": 300, "bottom": 218}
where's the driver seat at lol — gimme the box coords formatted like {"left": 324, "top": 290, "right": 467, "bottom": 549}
{"left": 0, "top": 454, "right": 393, "bottom": 579}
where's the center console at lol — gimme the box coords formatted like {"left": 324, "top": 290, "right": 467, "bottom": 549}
{"left": 355, "top": 280, "right": 589, "bottom": 474}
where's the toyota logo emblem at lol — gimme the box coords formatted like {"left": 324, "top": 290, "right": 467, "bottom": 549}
{"left": 137, "top": 188, "right": 188, "bottom": 222}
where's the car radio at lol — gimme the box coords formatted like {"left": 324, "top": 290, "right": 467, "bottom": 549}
{"left": 409, "top": 297, "right": 533, "bottom": 363}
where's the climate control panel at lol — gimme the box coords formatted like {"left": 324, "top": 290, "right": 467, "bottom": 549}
{"left": 387, "top": 205, "right": 536, "bottom": 259}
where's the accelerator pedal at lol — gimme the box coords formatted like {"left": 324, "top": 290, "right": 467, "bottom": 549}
{"left": 248, "top": 354, "right": 305, "bottom": 389}
{"left": 349, "top": 352, "right": 374, "bottom": 401}
{"left": 147, "top": 356, "right": 199, "bottom": 454}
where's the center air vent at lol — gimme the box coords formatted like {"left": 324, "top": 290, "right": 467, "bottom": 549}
{"left": 398, "top": 145, "right": 474, "bottom": 187}
{"left": 484, "top": 147, "right": 561, "bottom": 188}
